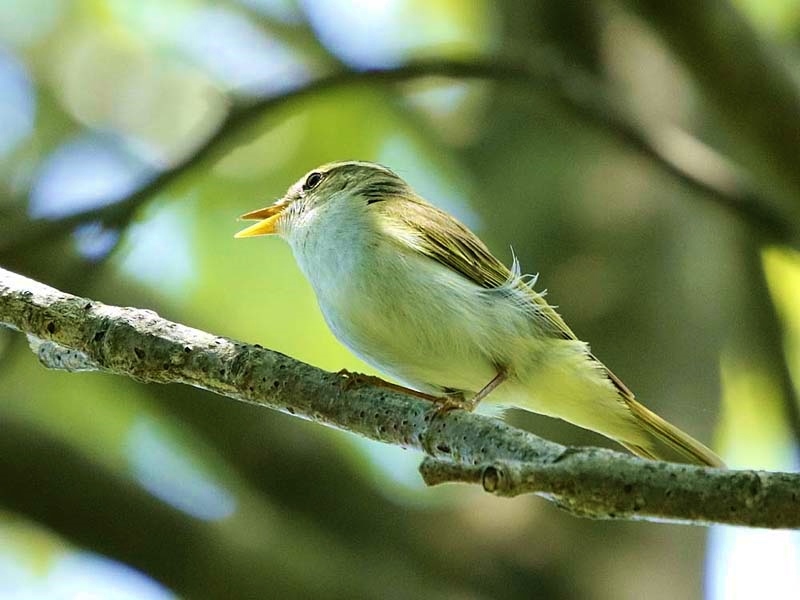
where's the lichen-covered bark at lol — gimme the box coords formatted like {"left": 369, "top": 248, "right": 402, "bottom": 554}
{"left": 1, "top": 266, "right": 798, "bottom": 528}
{"left": 0, "top": 268, "right": 562, "bottom": 466}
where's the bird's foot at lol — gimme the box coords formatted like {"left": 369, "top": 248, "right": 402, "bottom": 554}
{"left": 431, "top": 392, "right": 472, "bottom": 417}
{"left": 336, "top": 369, "right": 379, "bottom": 392}
{"left": 335, "top": 369, "right": 440, "bottom": 402}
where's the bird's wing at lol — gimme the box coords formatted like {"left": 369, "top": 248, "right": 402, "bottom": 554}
{"left": 381, "top": 197, "right": 577, "bottom": 340}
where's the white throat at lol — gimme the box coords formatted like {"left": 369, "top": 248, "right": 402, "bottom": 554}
{"left": 284, "top": 194, "right": 374, "bottom": 306}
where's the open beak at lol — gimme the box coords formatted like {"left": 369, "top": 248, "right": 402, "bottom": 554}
{"left": 234, "top": 201, "right": 289, "bottom": 238}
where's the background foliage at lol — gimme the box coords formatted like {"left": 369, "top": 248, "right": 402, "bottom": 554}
{"left": 1, "top": 1, "right": 800, "bottom": 598}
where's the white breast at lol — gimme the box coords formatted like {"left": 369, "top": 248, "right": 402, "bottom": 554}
{"left": 286, "top": 198, "right": 513, "bottom": 394}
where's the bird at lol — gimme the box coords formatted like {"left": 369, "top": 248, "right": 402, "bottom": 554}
{"left": 235, "top": 160, "right": 724, "bottom": 467}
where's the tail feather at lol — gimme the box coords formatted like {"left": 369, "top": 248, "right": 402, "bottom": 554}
{"left": 619, "top": 441, "right": 658, "bottom": 462}
{"left": 625, "top": 398, "right": 726, "bottom": 468}
{"left": 597, "top": 359, "right": 725, "bottom": 468}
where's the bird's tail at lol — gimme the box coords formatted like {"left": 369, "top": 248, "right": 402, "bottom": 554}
{"left": 622, "top": 397, "right": 726, "bottom": 468}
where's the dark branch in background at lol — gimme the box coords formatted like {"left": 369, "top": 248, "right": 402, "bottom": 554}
{"left": 749, "top": 247, "right": 800, "bottom": 458}
{"left": 2, "top": 266, "right": 799, "bottom": 529}
{"left": 621, "top": 0, "right": 800, "bottom": 451}
{"left": 625, "top": 0, "right": 800, "bottom": 218}
{"left": 2, "top": 56, "right": 795, "bottom": 259}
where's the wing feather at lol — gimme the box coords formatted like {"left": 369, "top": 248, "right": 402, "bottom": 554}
{"left": 379, "top": 197, "right": 576, "bottom": 340}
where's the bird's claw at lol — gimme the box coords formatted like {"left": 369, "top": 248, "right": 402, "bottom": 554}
{"left": 431, "top": 394, "right": 473, "bottom": 418}
{"left": 335, "top": 369, "right": 442, "bottom": 402}
{"left": 336, "top": 369, "right": 373, "bottom": 391}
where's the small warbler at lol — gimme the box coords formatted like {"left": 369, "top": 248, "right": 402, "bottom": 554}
{"left": 236, "top": 161, "right": 724, "bottom": 467}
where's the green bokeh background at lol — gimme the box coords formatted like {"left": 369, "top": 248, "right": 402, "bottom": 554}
{"left": 1, "top": 1, "right": 799, "bottom": 598}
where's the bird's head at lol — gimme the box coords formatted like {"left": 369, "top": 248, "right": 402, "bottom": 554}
{"left": 234, "top": 161, "right": 409, "bottom": 240}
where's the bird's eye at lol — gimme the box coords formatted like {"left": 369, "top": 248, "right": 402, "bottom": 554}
{"left": 302, "top": 171, "right": 324, "bottom": 191}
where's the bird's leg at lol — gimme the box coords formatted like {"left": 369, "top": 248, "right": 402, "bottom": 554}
{"left": 465, "top": 368, "right": 507, "bottom": 411}
{"left": 431, "top": 368, "right": 508, "bottom": 417}
{"left": 336, "top": 369, "right": 441, "bottom": 402}
{"left": 336, "top": 367, "right": 507, "bottom": 414}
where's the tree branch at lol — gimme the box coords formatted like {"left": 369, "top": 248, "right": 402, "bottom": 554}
{"left": 2, "top": 56, "right": 795, "bottom": 258}
{"left": 420, "top": 455, "right": 800, "bottom": 528}
{"left": 1, "top": 266, "right": 798, "bottom": 528}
